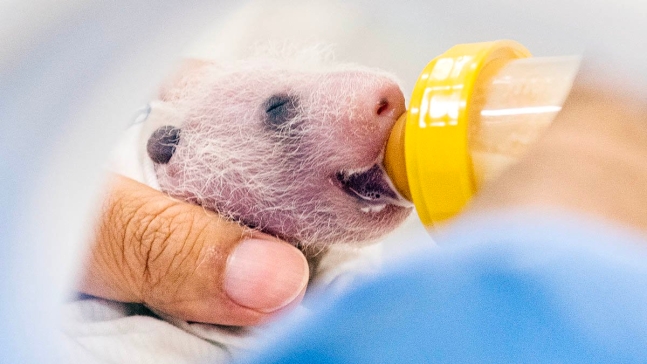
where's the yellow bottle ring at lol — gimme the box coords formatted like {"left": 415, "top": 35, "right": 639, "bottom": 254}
{"left": 403, "top": 40, "right": 531, "bottom": 227}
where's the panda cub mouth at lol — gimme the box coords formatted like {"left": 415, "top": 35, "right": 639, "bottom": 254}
{"left": 333, "top": 164, "right": 411, "bottom": 213}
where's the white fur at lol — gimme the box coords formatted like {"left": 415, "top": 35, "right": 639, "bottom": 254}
{"left": 152, "top": 50, "right": 410, "bottom": 248}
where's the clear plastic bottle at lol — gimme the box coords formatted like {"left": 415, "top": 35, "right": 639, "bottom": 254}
{"left": 384, "top": 41, "right": 580, "bottom": 228}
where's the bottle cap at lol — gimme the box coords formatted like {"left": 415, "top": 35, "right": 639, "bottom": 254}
{"left": 387, "top": 40, "right": 531, "bottom": 227}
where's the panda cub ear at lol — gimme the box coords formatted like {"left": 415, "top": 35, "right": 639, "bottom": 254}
{"left": 147, "top": 125, "right": 181, "bottom": 164}
{"left": 159, "top": 59, "right": 214, "bottom": 102}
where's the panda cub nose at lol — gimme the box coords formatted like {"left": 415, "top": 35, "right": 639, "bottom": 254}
{"left": 147, "top": 125, "right": 181, "bottom": 164}
{"left": 374, "top": 84, "right": 406, "bottom": 119}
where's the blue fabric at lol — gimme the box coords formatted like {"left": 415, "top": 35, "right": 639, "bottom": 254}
{"left": 243, "top": 211, "right": 647, "bottom": 363}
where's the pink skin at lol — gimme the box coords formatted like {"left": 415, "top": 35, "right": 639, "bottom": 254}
{"left": 151, "top": 57, "right": 412, "bottom": 248}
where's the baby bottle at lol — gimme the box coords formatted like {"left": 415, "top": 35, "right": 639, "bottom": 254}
{"left": 384, "top": 40, "right": 581, "bottom": 228}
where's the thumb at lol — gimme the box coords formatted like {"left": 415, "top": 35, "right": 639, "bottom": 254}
{"left": 79, "top": 174, "right": 309, "bottom": 326}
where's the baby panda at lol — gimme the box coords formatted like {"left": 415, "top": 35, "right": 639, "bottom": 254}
{"left": 133, "top": 50, "right": 412, "bottom": 256}
{"left": 107, "top": 48, "right": 414, "bottom": 354}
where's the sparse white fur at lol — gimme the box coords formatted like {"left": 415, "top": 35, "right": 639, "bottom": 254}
{"left": 151, "top": 46, "right": 410, "bottom": 250}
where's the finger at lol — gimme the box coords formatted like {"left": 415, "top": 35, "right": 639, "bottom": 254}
{"left": 79, "top": 174, "right": 309, "bottom": 326}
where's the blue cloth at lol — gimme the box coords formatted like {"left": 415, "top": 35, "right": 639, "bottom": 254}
{"left": 243, "top": 211, "right": 647, "bottom": 363}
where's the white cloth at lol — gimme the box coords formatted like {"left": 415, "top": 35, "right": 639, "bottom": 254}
{"left": 62, "top": 298, "right": 231, "bottom": 364}
{"left": 61, "top": 249, "right": 382, "bottom": 364}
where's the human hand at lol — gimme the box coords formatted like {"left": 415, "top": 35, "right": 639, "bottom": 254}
{"left": 470, "top": 64, "right": 647, "bottom": 232}
{"left": 78, "top": 174, "right": 309, "bottom": 326}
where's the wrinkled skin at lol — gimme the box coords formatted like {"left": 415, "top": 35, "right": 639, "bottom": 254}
{"left": 145, "top": 52, "right": 412, "bottom": 248}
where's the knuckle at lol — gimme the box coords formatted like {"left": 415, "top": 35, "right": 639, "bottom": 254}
{"left": 129, "top": 201, "right": 205, "bottom": 304}
{"left": 105, "top": 181, "right": 243, "bottom": 309}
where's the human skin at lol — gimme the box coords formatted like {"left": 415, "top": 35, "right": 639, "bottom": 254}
{"left": 79, "top": 174, "right": 309, "bottom": 326}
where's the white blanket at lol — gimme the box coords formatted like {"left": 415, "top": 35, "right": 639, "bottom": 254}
{"left": 61, "top": 242, "right": 385, "bottom": 364}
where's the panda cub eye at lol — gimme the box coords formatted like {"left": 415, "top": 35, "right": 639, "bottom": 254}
{"left": 264, "top": 93, "right": 299, "bottom": 129}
